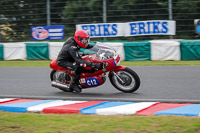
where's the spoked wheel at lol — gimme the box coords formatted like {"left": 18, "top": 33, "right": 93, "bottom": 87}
{"left": 109, "top": 67, "right": 140, "bottom": 93}
{"left": 50, "top": 70, "right": 73, "bottom": 92}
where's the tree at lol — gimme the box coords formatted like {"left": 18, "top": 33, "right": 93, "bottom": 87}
{"left": 0, "top": 0, "right": 46, "bottom": 41}
{"left": 173, "top": 0, "right": 200, "bottom": 39}
{"left": 62, "top": 0, "right": 103, "bottom": 38}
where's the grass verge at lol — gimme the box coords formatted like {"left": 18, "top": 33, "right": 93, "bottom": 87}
{"left": 0, "top": 111, "right": 200, "bottom": 133}
{"left": 0, "top": 60, "right": 200, "bottom": 67}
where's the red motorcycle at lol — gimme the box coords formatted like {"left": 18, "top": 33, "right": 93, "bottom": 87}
{"left": 50, "top": 44, "right": 140, "bottom": 93}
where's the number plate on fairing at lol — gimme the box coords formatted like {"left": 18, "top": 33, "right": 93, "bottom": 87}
{"left": 113, "top": 55, "right": 120, "bottom": 66}
{"left": 86, "top": 78, "right": 100, "bottom": 86}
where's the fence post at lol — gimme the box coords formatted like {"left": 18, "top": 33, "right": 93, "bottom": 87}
{"left": 168, "top": 0, "right": 173, "bottom": 39}
{"left": 0, "top": 26, "right": 1, "bottom": 42}
{"left": 103, "top": 0, "right": 107, "bottom": 41}
{"left": 47, "top": 0, "right": 51, "bottom": 26}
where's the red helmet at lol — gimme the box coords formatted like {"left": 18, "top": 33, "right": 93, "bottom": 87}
{"left": 74, "top": 30, "right": 90, "bottom": 48}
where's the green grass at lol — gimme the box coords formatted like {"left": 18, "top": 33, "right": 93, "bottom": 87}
{"left": 0, "top": 60, "right": 51, "bottom": 67}
{"left": 0, "top": 60, "right": 200, "bottom": 67}
{"left": 0, "top": 111, "right": 200, "bottom": 133}
{"left": 121, "top": 60, "right": 200, "bottom": 66}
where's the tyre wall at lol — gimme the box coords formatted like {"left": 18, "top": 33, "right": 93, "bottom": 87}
{"left": 0, "top": 40, "right": 200, "bottom": 61}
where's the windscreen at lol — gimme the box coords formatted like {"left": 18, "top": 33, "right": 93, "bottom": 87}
{"left": 83, "top": 44, "right": 116, "bottom": 61}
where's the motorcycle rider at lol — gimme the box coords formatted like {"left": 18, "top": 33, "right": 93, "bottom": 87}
{"left": 57, "top": 30, "right": 104, "bottom": 93}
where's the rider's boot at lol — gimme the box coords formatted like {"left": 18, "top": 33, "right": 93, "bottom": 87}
{"left": 69, "top": 82, "right": 81, "bottom": 93}
{"left": 69, "top": 75, "right": 82, "bottom": 93}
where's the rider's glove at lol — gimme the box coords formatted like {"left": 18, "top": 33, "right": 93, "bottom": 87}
{"left": 96, "top": 63, "right": 104, "bottom": 69}
{"left": 91, "top": 63, "right": 96, "bottom": 68}
{"left": 90, "top": 63, "right": 103, "bottom": 69}
{"left": 79, "top": 53, "right": 85, "bottom": 57}
{"left": 91, "top": 63, "right": 108, "bottom": 70}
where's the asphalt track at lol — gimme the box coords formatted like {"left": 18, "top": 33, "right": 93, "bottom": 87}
{"left": 0, "top": 66, "right": 200, "bottom": 103}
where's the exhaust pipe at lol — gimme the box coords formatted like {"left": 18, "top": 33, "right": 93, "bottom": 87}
{"left": 51, "top": 81, "right": 69, "bottom": 90}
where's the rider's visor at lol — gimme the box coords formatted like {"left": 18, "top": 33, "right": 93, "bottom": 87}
{"left": 78, "top": 36, "right": 89, "bottom": 45}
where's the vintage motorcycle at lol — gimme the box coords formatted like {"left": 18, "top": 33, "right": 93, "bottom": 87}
{"left": 50, "top": 44, "right": 140, "bottom": 93}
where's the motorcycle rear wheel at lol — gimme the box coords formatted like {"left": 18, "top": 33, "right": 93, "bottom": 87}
{"left": 109, "top": 67, "right": 140, "bottom": 93}
{"left": 50, "top": 70, "right": 73, "bottom": 92}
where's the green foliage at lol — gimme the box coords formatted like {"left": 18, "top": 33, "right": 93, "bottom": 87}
{"left": 0, "top": 0, "right": 200, "bottom": 42}
{"left": 0, "top": 0, "right": 46, "bottom": 41}
{"left": 62, "top": 0, "right": 102, "bottom": 38}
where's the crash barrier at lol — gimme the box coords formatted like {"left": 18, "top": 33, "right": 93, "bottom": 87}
{"left": 124, "top": 41, "right": 151, "bottom": 61}
{"left": 0, "top": 40, "right": 200, "bottom": 61}
{"left": 0, "top": 98, "right": 200, "bottom": 116}
{"left": 150, "top": 40, "right": 181, "bottom": 61}
{"left": 180, "top": 40, "right": 200, "bottom": 60}
{"left": 0, "top": 44, "right": 3, "bottom": 60}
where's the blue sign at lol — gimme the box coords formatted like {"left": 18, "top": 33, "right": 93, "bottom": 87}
{"left": 197, "top": 25, "right": 200, "bottom": 33}
{"left": 31, "top": 25, "right": 64, "bottom": 40}
{"left": 195, "top": 19, "right": 200, "bottom": 35}
{"left": 129, "top": 21, "right": 168, "bottom": 35}
{"left": 76, "top": 20, "right": 176, "bottom": 38}
{"left": 81, "top": 24, "right": 118, "bottom": 37}
{"left": 86, "top": 78, "right": 100, "bottom": 86}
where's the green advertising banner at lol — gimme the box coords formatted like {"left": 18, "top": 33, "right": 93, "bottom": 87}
{"left": 124, "top": 41, "right": 151, "bottom": 61}
{"left": 0, "top": 44, "right": 4, "bottom": 60}
{"left": 180, "top": 40, "right": 200, "bottom": 60}
{"left": 25, "top": 43, "right": 49, "bottom": 60}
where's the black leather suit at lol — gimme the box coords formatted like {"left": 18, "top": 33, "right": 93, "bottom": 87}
{"left": 57, "top": 37, "right": 93, "bottom": 69}
{"left": 57, "top": 37, "right": 94, "bottom": 84}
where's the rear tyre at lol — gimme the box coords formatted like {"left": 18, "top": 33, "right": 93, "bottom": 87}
{"left": 50, "top": 70, "right": 56, "bottom": 81}
{"left": 109, "top": 67, "right": 140, "bottom": 93}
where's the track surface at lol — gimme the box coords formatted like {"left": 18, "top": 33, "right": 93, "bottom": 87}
{"left": 0, "top": 66, "right": 200, "bottom": 103}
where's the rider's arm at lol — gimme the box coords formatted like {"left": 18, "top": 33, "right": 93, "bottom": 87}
{"left": 69, "top": 46, "right": 104, "bottom": 69}
{"left": 69, "top": 46, "right": 91, "bottom": 66}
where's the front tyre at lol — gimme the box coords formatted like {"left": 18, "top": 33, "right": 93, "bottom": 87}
{"left": 109, "top": 67, "right": 140, "bottom": 93}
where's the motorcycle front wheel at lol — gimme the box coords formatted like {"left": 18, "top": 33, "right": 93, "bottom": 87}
{"left": 109, "top": 67, "right": 140, "bottom": 93}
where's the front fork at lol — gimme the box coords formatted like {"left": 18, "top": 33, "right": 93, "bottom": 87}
{"left": 111, "top": 71, "right": 125, "bottom": 84}
{"left": 108, "top": 65, "right": 127, "bottom": 84}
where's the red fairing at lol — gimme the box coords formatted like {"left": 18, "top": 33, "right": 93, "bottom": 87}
{"left": 50, "top": 59, "right": 67, "bottom": 71}
{"left": 108, "top": 66, "right": 127, "bottom": 77}
{"left": 113, "top": 66, "right": 127, "bottom": 71}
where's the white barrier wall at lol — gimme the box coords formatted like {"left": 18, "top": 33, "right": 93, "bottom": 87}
{"left": 48, "top": 42, "right": 64, "bottom": 60}
{"left": 150, "top": 40, "right": 181, "bottom": 61}
{"left": 1, "top": 40, "right": 199, "bottom": 61}
{"left": 96, "top": 42, "right": 125, "bottom": 61}
{"left": 3, "top": 43, "right": 26, "bottom": 60}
